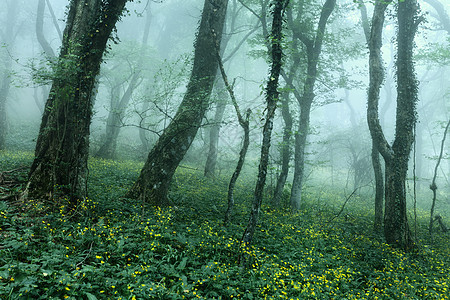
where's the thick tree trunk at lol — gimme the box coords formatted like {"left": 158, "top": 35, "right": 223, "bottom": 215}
{"left": 25, "top": 0, "right": 128, "bottom": 205}
{"left": 272, "top": 93, "right": 292, "bottom": 207}
{"left": 384, "top": 159, "right": 413, "bottom": 248}
{"left": 366, "top": 0, "right": 420, "bottom": 249}
{"left": 241, "top": 0, "right": 289, "bottom": 245}
{"left": 126, "top": 0, "right": 229, "bottom": 206}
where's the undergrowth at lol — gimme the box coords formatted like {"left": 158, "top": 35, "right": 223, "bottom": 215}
{"left": 0, "top": 151, "right": 449, "bottom": 299}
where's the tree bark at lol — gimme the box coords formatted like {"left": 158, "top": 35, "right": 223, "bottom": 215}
{"left": 359, "top": 1, "right": 385, "bottom": 233}
{"left": 126, "top": 0, "right": 229, "bottom": 206}
{"left": 25, "top": 0, "right": 128, "bottom": 206}
{"left": 241, "top": 0, "right": 289, "bottom": 245}
{"left": 214, "top": 44, "right": 251, "bottom": 224}
{"left": 289, "top": 0, "right": 336, "bottom": 211}
{"left": 272, "top": 92, "right": 292, "bottom": 207}
{"left": 366, "top": 0, "right": 421, "bottom": 249}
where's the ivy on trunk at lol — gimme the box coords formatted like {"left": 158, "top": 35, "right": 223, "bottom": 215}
{"left": 25, "top": 0, "right": 129, "bottom": 206}
{"left": 126, "top": 0, "right": 229, "bottom": 206}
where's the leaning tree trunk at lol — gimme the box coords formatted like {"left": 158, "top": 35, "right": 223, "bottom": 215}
{"left": 241, "top": 0, "right": 289, "bottom": 245}
{"left": 126, "top": 0, "right": 229, "bottom": 206}
{"left": 25, "top": 0, "right": 128, "bottom": 206}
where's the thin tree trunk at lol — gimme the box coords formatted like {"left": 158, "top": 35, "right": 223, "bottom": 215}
{"left": 372, "top": 142, "right": 384, "bottom": 232}
{"left": 204, "top": 83, "right": 227, "bottom": 177}
{"left": 241, "top": 0, "right": 289, "bottom": 245}
{"left": 272, "top": 92, "right": 292, "bottom": 207}
{"left": 289, "top": 0, "right": 336, "bottom": 211}
{"left": 214, "top": 44, "right": 251, "bottom": 224}
{"left": 429, "top": 119, "right": 450, "bottom": 238}
{"left": 36, "top": 0, "right": 56, "bottom": 58}
{"left": 290, "top": 100, "right": 311, "bottom": 210}
{"left": 95, "top": 75, "right": 141, "bottom": 159}
{"left": 126, "top": 0, "right": 229, "bottom": 206}
{"left": 359, "top": 2, "right": 384, "bottom": 233}
{"left": 0, "top": 1, "right": 18, "bottom": 150}
{"left": 95, "top": 8, "right": 151, "bottom": 160}
{"left": 25, "top": 0, "right": 128, "bottom": 206}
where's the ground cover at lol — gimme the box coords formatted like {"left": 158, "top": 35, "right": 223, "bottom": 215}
{"left": 0, "top": 151, "right": 449, "bottom": 299}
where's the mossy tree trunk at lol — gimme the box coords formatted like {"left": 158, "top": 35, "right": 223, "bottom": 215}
{"left": 26, "top": 0, "right": 128, "bottom": 205}
{"left": 366, "top": 0, "right": 421, "bottom": 249}
{"left": 241, "top": 0, "right": 289, "bottom": 245}
{"left": 126, "top": 0, "right": 229, "bottom": 206}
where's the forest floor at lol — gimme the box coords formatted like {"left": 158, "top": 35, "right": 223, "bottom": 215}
{"left": 0, "top": 150, "right": 449, "bottom": 299}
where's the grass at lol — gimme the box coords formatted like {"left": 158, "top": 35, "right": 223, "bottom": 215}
{"left": 0, "top": 150, "right": 449, "bottom": 299}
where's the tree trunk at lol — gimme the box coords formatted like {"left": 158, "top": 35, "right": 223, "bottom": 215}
{"left": 366, "top": 0, "right": 420, "bottom": 249}
{"left": 272, "top": 93, "right": 292, "bottom": 207}
{"left": 428, "top": 119, "right": 450, "bottom": 238}
{"left": 25, "top": 0, "right": 128, "bottom": 206}
{"left": 241, "top": 0, "right": 289, "bottom": 245}
{"left": 359, "top": 2, "right": 385, "bottom": 233}
{"left": 372, "top": 142, "right": 384, "bottom": 232}
{"left": 214, "top": 43, "right": 251, "bottom": 224}
{"left": 290, "top": 99, "right": 311, "bottom": 210}
{"left": 126, "top": 0, "right": 229, "bottom": 206}
{"left": 289, "top": 0, "right": 336, "bottom": 211}
{"left": 204, "top": 83, "right": 227, "bottom": 177}
{"left": 0, "top": 1, "right": 18, "bottom": 150}
{"left": 96, "top": 8, "right": 151, "bottom": 160}
{"left": 95, "top": 75, "right": 140, "bottom": 159}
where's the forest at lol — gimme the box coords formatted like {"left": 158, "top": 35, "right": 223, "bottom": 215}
{"left": 0, "top": 0, "right": 449, "bottom": 299}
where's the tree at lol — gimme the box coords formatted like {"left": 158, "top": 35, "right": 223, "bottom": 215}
{"left": 204, "top": 0, "right": 260, "bottom": 178}
{"left": 126, "top": 0, "right": 229, "bottom": 206}
{"left": 359, "top": 1, "right": 385, "bottom": 233}
{"left": 24, "top": 0, "right": 129, "bottom": 206}
{"left": 241, "top": 0, "right": 289, "bottom": 245}
{"left": 288, "top": 0, "right": 336, "bottom": 211}
{"left": 0, "top": 0, "right": 19, "bottom": 150}
{"left": 95, "top": 8, "right": 152, "bottom": 160}
{"left": 366, "top": 0, "right": 422, "bottom": 249}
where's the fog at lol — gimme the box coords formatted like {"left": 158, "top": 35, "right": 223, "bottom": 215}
{"left": 0, "top": 0, "right": 449, "bottom": 207}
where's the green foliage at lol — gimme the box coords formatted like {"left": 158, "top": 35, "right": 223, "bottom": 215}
{"left": 0, "top": 151, "right": 449, "bottom": 299}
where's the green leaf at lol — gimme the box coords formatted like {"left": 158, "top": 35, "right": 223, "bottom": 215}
{"left": 85, "top": 292, "right": 98, "bottom": 300}
{"left": 177, "top": 257, "right": 188, "bottom": 271}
